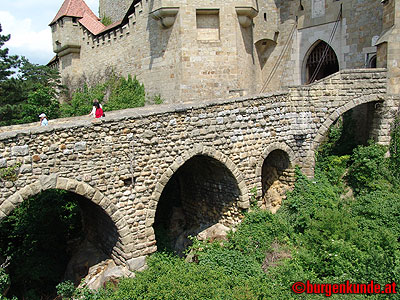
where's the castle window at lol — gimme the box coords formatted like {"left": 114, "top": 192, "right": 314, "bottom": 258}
{"left": 264, "top": 13, "right": 267, "bottom": 21}
{"left": 196, "top": 9, "right": 220, "bottom": 41}
{"left": 72, "top": 17, "right": 78, "bottom": 24}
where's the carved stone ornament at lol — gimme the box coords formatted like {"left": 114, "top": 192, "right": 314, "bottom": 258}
{"left": 150, "top": 7, "right": 179, "bottom": 29}
{"left": 236, "top": 7, "right": 258, "bottom": 27}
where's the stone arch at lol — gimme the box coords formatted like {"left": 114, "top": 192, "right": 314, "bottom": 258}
{"left": 147, "top": 145, "right": 250, "bottom": 234}
{"left": 303, "top": 94, "right": 385, "bottom": 177}
{"left": 301, "top": 39, "right": 340, "bottom": 84}
{"left": 0, "top": 174, "right": 132, "bottom": 264}
{"left": 255, "top": 142, "right": 296, "bottom": 197}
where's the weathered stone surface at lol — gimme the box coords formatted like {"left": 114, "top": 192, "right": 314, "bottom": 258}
{"left": 11, "top": 145, "right": 29, "bottom": 156}
{"left": 127, "top": 256, "right": 146, "bottom": 271}
{"left": 197, "top": 223, "right": 231, "bottom": 242}
{"left": 0, "top": 159, "right": 6, "bottom": 168}
{"left": 74, "top": 142, "right": 87, "bottom": 151}
{"left": 80, "top": 259, "right": 135, "bottom": 291}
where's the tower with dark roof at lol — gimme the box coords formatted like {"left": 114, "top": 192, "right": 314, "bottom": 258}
{"left": 49, "top": 0, "right": 105, "bottom": 87}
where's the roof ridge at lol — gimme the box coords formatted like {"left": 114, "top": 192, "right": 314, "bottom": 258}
{"left": 49, "top": 0, "right": 99, "bottom": 25}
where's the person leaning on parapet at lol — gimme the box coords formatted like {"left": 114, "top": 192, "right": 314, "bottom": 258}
{"left": 94, "top": 101, "right": 105, "bottom": 118}
{"left": 39, "top": 113, "right": 48, "bottom": 126}
{"left": 88, "top": 99, "right": 104, "bottom": 118}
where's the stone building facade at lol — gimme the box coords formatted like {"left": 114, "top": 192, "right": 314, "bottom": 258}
{"left": 49, "top": 0, "right": 397, "bottom": 103}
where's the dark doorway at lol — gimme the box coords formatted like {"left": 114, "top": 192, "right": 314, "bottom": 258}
{"left": 154, "top": 155, "right": 241, "bottom": 254}
{"left": 306, "top": 40, "right": 339, "bottom": 83}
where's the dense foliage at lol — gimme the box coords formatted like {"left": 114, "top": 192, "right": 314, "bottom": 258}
{"left": 0, "top": 23, "right": 62, "bottom": 126}
{"left": 60, "top": 74, "right": 147, "bottom": 118}
{"left": 0, "top": 190, "right": 82, "bottom": 300}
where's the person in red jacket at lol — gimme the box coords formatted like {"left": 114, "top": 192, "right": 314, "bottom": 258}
{"left": 94, "top": 101, "right": 104, "bottom": 118}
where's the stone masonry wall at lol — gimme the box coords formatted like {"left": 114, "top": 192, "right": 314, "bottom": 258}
{"left": 53, "top": 0, "right": 385, "bottom": 104}
{"left": 0, "top": 69, "right": 388, "bottom": 269}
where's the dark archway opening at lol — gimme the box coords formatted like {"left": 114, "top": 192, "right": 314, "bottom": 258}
{"left": 261, "top": 150, "right": 293, "bottom": 213}
{"left": 318, "top": 102, "right": 378, "bottom": 159}
{"left": 154, "top": 155, "right": 242, "bottom": 254}
{"left": 0, "top": 189, "right": 118, "bottom": 300}
{"left": 306, "top": 41, "right": 339, "bottom": 84}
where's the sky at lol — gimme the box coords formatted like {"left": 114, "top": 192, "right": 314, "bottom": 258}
{"left": 0, "top": 0, "right": 99, "bottom": 65}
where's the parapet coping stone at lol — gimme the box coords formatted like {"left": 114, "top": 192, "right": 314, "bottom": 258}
{"left": 0, "top": 91, "right": 288, "bottom": 140}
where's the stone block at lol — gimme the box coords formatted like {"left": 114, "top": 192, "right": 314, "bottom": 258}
{"left": 56, "top": 177, "right": 68, "bottom": 190}
{"left": 40, "top": 174, "right": 58, "bottom": 190}
{"left": 127, "top": 256, "right": 146, "bottom": 271}
{"left": 11, "top": 145, "right": 29, "bottom": 156}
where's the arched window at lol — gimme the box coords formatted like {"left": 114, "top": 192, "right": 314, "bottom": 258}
{"left": 305, "top": 40, "right": 339, "bottom": 83}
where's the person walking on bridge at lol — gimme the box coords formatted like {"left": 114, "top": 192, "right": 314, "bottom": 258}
{"left": 39, "top": 113, "right": 48, "bottom": 126}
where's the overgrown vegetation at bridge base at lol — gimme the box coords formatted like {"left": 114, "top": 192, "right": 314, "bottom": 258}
{"left": 45, "top": 116, "right": 400, "bottom": 300}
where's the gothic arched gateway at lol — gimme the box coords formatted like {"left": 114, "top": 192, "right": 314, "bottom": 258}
{"left": 305, "top": 40, "right": 339, "bottom": 83}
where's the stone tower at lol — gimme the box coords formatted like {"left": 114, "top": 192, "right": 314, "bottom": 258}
{"left": 99, "top": 0, "right": 133, "bottom": 23}
{"left": 49, "top": 0, "right": 104, "bottom": 88}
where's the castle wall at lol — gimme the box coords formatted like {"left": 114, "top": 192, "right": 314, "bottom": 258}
{"left": 52, "top": 0, "right": 385, "bottom": 103}
{"left": 55, "top": 0, "right": 261, "bottom": 103}
{"left": 78, "top": 1, "right": 183, "bottom": 103}
{"left": 253, "top": 0, "right": 383, "bottom": 90}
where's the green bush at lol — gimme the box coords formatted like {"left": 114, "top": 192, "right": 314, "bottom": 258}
{"left": 0, "top": 268, "right": 9, "bottom": 295}
{"left": 316, "top": 155, "right": 350, "bottom": 187}
{"left": 56, "top": 281, "right": 75, "bottom": 300}
{"left": 347, "top": 142, "right": 391, "bottom": 194}
{"left": 61, "top": 83, "right": 106, "bottom": 117}
{"left": 61, "top": 74, "right": 148, "bottom": 117}
{"left": 390, "top": 114, "right": 400, "bottom": 179}
{"left": 104, "top": 75, "right": 145, "bottom": 111}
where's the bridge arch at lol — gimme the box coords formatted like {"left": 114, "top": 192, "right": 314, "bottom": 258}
{"left": 147, "top": 145, "right": 249, "bottom": 252}
{"left": 0, "top": 175, "right": 132, "bottom": 264}
{"left": 304, "top": 94, "right": 385, "bottom": 176}
{"left": 150, "top": 145, "right": 250, "bottom": 213}
{"left": 255, "top": 142, "right": 296, "bottom": 212}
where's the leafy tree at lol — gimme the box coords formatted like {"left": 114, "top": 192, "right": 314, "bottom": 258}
{"left": 0, "top": 24, "right": 19, "bottom": 82}
{"left": 0, "top": 24, "right": 62, "bottom": 126}
{"left": 0, "top": 190, "right": 82, "bottom": 300}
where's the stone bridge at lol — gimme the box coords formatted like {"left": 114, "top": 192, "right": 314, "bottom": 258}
{"left": 0, "top": 69, "right": 392, "bottom": 270}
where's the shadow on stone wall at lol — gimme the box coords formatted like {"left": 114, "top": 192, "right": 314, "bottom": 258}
{"left": 154, "top": 155, "right": 242, "bottom": 254}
